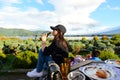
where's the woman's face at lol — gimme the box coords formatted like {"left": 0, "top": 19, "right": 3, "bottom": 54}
{"left": 52, "top": 29, "right": 58, "bottom": 36}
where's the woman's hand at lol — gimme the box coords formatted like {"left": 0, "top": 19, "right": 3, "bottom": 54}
{"left": 41, "top": 33, "right": 47, "bottom": 42}
{"left": 41, "top": 33, "right": 48, "bottom": 52}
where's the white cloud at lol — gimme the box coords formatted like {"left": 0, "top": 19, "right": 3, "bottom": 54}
{"left": 0, "top": 0, "right": 21, "bottom": 3}
{"left": 0, "top": 0, "right": 106, "bottom": 35}
{"left": 48, "top": 0, "right": 106, "bottom": 34}
{"left": 0, "top": 0, "right": 21, "bottom": 6}
{"left": 0, "top": 6, "right": 56, "bottom": 30}
{"left": 36, "top": 0, "right": 43, "bottom": 4}
{"left": 107, "top": 5, "right": 120, "bottom": 10}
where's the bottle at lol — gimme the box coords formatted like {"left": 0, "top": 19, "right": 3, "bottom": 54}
{"left": 39, "top": 31, "right": 51, "bottom": 40}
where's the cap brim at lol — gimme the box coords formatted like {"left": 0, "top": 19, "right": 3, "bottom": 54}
{"left": 50, "top": 26, "right": 57, "bottom": 30}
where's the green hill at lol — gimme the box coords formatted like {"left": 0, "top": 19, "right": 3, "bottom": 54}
{"left": 0, "top": 27, "right": 45, "bottom": 36}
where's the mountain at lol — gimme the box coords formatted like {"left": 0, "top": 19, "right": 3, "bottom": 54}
{"left": 0, "top": 26, "right": 120, "bottom": 36}
{"left": 98, "top": 26, "right": 120, "bottom": 35}
{"left": 0, "top": 27, "right": 45, "bottom": 36}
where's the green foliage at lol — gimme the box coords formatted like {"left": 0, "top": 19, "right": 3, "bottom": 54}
{"left": 0, "top": 35, "right": 120, "bottom": 70}
{"left": 111, "top": 34, "right": 120, "bottom": 46}
{"left": 79, "top": 50, "right": 90, "bottom": 56}
{"left": 2, "top": 39, "right": 42, "bottom": 54}
{"left": 97, "top": 42, "right": 106, "bottom": 50}
{"left": 93, "top": 35, "right": 99, "bottom": 41}
{"left": 101, "top": 35, "right": 109, "bottom": 40}
{"left": 114, "top": 46, "right": 120, "bottom": 55}
{"left": 101, "top": 40, "right": 115, "bottom": 48}
{"left": 70, "top": 42, "right": 85, "bottom": 55}
{"left": 2, "top": 40, "right": 21, "bottom": 54}
{"left": 81, "top": 37, "right": 87, "bottom": 41}
{"left": 81, "top": 39, "right": 89, "bottom": 46}
{"left": 92, "top": 40, "right": 101, "bottom": 47}
{"left": 0, "top": 27, "right": 45, "bottom": 36}
{"left": 0, "top": 41, "right": 4, "bottom": 50}
{"left": 0, "top": 52, "right": 6, "bottom": 63}
{"left": 68, "top": 52, "right": 74, "bottom": 58}
{"left": 86, "top": 43, "right": 94, "bottom": 51}
{"left": 12, "top": 51, "right": 38, "bottom": 69}
{"left": 0, "top": 34, "right": 4, "bottom": 36}
{"left": 3, "top": 54, "right": 16, "bottom": 70}
{"left": 99, "top": 48, "right": 119, "bottom": 61}
{"left": 73, "top": 42, "right": 85, "bottom": 49}
{"left": 0, "top": 28, "right": 33, "bottom": 36}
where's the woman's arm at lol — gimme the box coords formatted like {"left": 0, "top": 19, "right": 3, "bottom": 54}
{"left": 43, "top": 41, "right": 55, "bottom": 55}
{"left": 41, "top": 34, "right": 47, "bottom": 52}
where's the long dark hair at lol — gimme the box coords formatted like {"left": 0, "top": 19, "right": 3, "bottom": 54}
{"left": 92, "top": 48, "right": 100, "bottom": 57}
{"left": 53, "top": 29, "right": 68, "bottom": 52}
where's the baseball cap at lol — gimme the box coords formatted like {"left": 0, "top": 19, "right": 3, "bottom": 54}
{"left": 50, "top": 24, "right": 66, "bottom": 34}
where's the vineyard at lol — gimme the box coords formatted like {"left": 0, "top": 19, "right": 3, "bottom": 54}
{"left": 0, "top": 34, "right": 120, "bottom": 70}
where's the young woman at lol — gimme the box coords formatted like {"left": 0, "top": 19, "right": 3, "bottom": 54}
{"left": 27, "top": 24, "right": 72, "bottom": 77}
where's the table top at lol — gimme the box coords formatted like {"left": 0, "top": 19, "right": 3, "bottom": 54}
{"left": 69, "top": 60, "right": 120, "bottom": 80}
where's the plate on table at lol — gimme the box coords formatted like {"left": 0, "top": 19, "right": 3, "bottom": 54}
{"left": 105, "top": 60, "right": 120, "bottom": 68}
{"left": 80, "top": 65, "right": 115, "bottom": 80}
{"left": 67, "top": 71, "right": 85, "bottom": 80}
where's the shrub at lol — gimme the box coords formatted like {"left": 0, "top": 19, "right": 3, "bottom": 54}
{"left": 86, "top": 44, "right": 94, "bottom": 51}
{"left": 111, "top": 34, "right": 120, "bottom": 46}
{"left": 3, "top": 54, "right": 16, "bottom": 70}
{"left": 0, "top": 52, "right": 6, "bottom": 69}
{"left": 97, "top": 42, "right": 106, "bottom": 50}
{"left": 0, "top": 52, "right": 6, "bottom": 63}
{"left": 79, "top": 49, "right": 90, "bottom": 56}
{"left": 13, "top": 51, "right": 38, "bottom": 69}
{"left": 99, "top": 48, "right": 119, "bottom": 61}
{"left": 114, "top": 46, "right": 120, "bottom": 55}
{"left": 101, "top": 35, "right": 109, "bottom": 40}
{"left": 71, "top": 42, "right": 85, "bottom": 55}
{"left": 81, "top": 37, "right": 87, "bottom": 41}
{"left": 93, "top": 35, "right": 99, "bottom": 41}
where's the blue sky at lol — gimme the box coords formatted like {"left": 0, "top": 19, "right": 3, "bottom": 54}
{"left": 0, "top": 0, "right": 120, "bottom": 35}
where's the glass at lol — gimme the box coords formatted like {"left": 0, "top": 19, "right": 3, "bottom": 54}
{"left": 60, "top": 58, "right": 71, "bottom": 80}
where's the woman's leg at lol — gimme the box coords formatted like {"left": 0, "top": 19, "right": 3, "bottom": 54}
{"left": 36, "top": 49, "right": 45, "bottom": 72}
{"left": 36, "top": 49, "right": 52, "bottom": 72}
{"left": 27, "top": 49, "right": 52, "bottom": 77}
{"left": 44, "top": 55, "right": 52, "bottom": 69}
